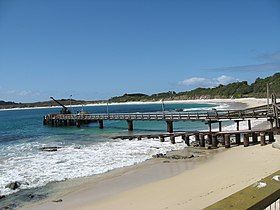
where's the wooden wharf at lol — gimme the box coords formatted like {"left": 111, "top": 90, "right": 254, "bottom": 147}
{"left": 43, "top": 98, "right": 280, "bottom": 149}
{"left": 44, "top": 101, "right": 280, "bottom": 132}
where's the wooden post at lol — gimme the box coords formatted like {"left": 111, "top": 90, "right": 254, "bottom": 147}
{"left": 199, "top": 134, "right": 205, "bottom": 147}
{"left": 166, "top": 120, "right": 173, "bottom": 133}
{"left": 76, "top": 120, "right": 81, "bottom": 128}
{"left": 98, "top": 120, "right": 104, "bottom": 129}
{"left": 260, "top": 132, "right": 266, "bottom": 146}
{"left": 207, "top": 134, "right": 213, "bottom": 145}
{"left": 159, "top": 135, "right": 165, "bottom": 142}
{"left": 235, "top": 120, "right": 240, "bottom": 131}
{"left": 170, "top": 135, "right": 175, "bottom": 144}
{"left": 181, "top": 134, "right": 186, "bottom": 141}
{"left": 195, "top": 133, "right": 199, "bottom": 142}
{"left": 219, "top": 121, "right": 222, "bottom": 132}
{"left": 268, "top": 119, "right": 274, "bottom": 129}
{"left": 268, "top": 131, "right": 274, "bottom": 142}
{"left": 184, "top": 135, "right": 190, "bottom": 146}
{"left": 212, "top": 134, "right": 218, "bottom": 148}
{"left": 225, "top": 134, "right": 231, "bottom": 148}
{"left": 248, "top": 120, "right": 252, "bottom": 130}
{"left": 220, "top": 134, "right": 225, "bottom": 146}
{"left": 235, "top": 133, "right": 241, "bottom": 145}
{"left": 207, "top": 121, "right": 212, "bottom": 132}
{"left": 137, "top": 136, "right": 142, "bottom": 140}
{"left": 127, "top": 120, "right": 133, "bottom": 131}
{"left": 244, "top": 134, "right": 249, "bottom": 147}
{"left": 252, "top": 132, "right": 258, "bottom": 144}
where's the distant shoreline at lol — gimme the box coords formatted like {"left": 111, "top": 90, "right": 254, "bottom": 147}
{"left": 0, "top": 98, "right": 267, "bottom": 111}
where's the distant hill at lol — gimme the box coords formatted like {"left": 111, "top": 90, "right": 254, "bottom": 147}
{"left": 109, "top": 73, "right": 280, "bottom": 102}
{"left": 0, "top": 73, "right": 279, "bottom": 109}
{"left": 0, "top": 99, "right": 105, "bottom": 110}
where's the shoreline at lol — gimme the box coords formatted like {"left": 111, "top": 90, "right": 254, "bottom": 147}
{"left": 1, "top": 98, "right": 271, "bottom": 210}
{"left": 0, "top": 97, "right": 267, "bottom": 111}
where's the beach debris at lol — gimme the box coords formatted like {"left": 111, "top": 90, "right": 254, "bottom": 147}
{"left": 150, "top": 146, "right": 160, "bottom": 149}
{"left": 254, "top": 181, "right": 267, "bottom": 189}
{"left": 153, "top": 153, "right": 195, "bottom": 159}
{"left": 5, "top": 181, "right": 21, "bottom": 190}
{"left": 152, "top": 153, "right": 166, "bottom": 158}
{"left": 39, "top": 146, "right": 62, "bottom": 152}
{"left": 272, "top": 175, "right": 280, "bottom": 181}
{"left": 27, "top": 193, "right": 47, "bottom": 201}
{"left": 163, "top": 160, "right": 170, "bottom": 163}
{"left": 52, "top": 199, "right": 63, "bottom": 203}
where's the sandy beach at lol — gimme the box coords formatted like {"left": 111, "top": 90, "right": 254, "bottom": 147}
{"left": 18, "top": 98, "right": 280, "bottom": 210}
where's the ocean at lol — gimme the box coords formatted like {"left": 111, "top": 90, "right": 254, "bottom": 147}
{"left": 0, "top": 102, "right": 226, "bottom": 199}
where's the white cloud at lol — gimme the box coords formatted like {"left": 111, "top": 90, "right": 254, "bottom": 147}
{"left": 179, "top": 75, "right": 238, "bottom": 88}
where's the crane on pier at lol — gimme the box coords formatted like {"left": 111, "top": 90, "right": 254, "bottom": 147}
{"left": 50, "top": 97, "right": 71, "bottom": 114}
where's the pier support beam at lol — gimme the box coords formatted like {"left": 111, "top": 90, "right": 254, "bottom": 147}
{"left": 166, "top": 120, "right": 173, "bottom": 133}
{"left": 235, "top": 120, "right": 240, "bottom": 131}
{"left": 170, "top": 135, "right": 175, "bottom": 144}
{"left": 252, "top": 132, "right": 258, "bottom": 144}
{"left": 160, "top": 135, "right": 165, "bottom": 142}
{"left": 248, "top": 120, "right": 252, "bottom": 130}
{"left": 127, "top": 120, "right": 133, "bottom": 131}
{"left": 260, "top": 132, "right": 266, "bottom": 146}
{"left": 76, "top": 120, "right": 81, "bottom": 128}
{"left": 225, "top": 134, "right": 231, "bottom": 148}
{"left": 244, "top": 134, "right": 249, "bottom": 147}
{"left": 218, "top": 121, "right": 222, "bottom": 132}
{"left": 199, "top": 134, "right": 205, "bottom": 147}
{"left": 268, "top": 131, "right": 274, "bottom": 143}
{"left": 98, "top": 120, "right": 104, "bottom": 129}
{"left": 235, "top": 133, "right": 241, "bottom": 145}
{"left": 268, "top": 119, "right": 274, "bottom": 129}
{"left": 212, "top": 135, "right": 218, "bottom": 148}
{"left": 195, "top": 133, "right": 199, "bottom": 142}
{"left": 184, "top": 135, "right": 190, "bottom": 146}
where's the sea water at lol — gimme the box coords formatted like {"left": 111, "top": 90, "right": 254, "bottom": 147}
{"left": 0, "top": 102, "right": 229, "bottom": 197}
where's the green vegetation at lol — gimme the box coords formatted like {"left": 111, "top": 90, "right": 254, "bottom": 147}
{"left": 109, "top": 73, "right": 280, "bottom": 102}
{"left": 0, "top": 73, "right": 279, "bottom": 109}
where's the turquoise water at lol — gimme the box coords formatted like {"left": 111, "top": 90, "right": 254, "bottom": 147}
{"left": 0, "top": 102, "right": 218, "bottom": 200}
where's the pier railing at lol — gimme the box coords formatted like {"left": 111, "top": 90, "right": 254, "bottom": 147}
{"left": 204, "top": 170, "right": 280, "bottom": 210}
{"left": 45, "top": 109, "right": 270, "bottom": 122}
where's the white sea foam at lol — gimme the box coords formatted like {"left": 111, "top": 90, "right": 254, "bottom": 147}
{"left": 0, "top": 138, "right": 186, "bottom": 196}
{"left": 182, "top": 103, "right": 230, "bottom": 112}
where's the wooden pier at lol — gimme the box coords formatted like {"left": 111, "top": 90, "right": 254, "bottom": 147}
{"left": 43, "top": 101, "right": 280, "bottom": 133}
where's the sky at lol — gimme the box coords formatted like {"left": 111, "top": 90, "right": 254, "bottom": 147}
{"left": 0, "top": 0, "right": 280, "bottom": 102}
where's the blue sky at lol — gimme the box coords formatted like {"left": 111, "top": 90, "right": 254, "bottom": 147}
{"left": 0, "top": 0, "right": 280, "bottom": 102}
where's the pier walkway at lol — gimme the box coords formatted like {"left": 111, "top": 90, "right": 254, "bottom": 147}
{"left": 44, "top": 101, "right": 280, "bottom": 133}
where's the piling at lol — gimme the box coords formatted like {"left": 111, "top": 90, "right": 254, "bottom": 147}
{"left": 219, "top": 121, "right": 222, "bottom": 132}
{"left": 127, "top": 120, "right": 133, "bottom": 131}
{"left": 244, "top": 134, "right": 249, "bottom": 147}
{"left": 260, "top": 132, "right": 266, "bottom": 146}
{"left": 212, "top": 135, "right": 218, "bottom": 148}
{"left": 170, "top": 135, "right": 175, "bottom": 144}
{"left": 225, "top": 134, "right": 231, "bottom": 148}
{"left": 268, "top": 131, "right": 274, "bottom": 143}
{"left": 252, "top": 132, "right": 258, "bottom": 144}
{"left": 235, "top": 133, "right": 241, "bottom": 145}
{"left": 166, "top": 120, "right": 173, "bottom": 133}
{"left": 98, "top": 120, "right": 104, "bottom": 129}
{"left": 160, "top": 135, "right": 165, "bottom": 142}
{"left": 184, "top": 135, "right": 190, "bottom": 146}
{"left": 199, "top": 134, "right": 205, "bottom": 147}
{"left": 248, "top": 120, "right": 252, "bottom": 130}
